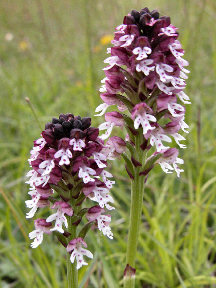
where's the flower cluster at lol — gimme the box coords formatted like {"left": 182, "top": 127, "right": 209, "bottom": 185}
{"left": 26, "top": 113, "right": 121, "bottom": 269}
{"left": 96, "top": 7, "right": 190, "bottom": 177}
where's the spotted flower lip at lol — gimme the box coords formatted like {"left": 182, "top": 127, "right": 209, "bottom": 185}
{"left": 103, "top": 136, "right": 127, "bottom": 160}
{"left": 46, "top": 201, "right": 73, "bottom": 234}
{"left": 131, "top": 103, "right": 156, "bottom": 135}
{"left": 86, "top": 206, "right": 113, "bottom": 239}
{"left": 66, "top": 238, "right": 93, "bottom": 270}
{"left": 96, "top": 7, "right": 190, "bottom": 178}
{"left": 157, "top": 148, "right": 184, "bottom": 177}
{"left": 29, "top": 218, "right": 52, "bottom": 248}
{"left": 26, "top": 113, "right": 115, "bottom": 269}
{"left": 99, "top": 112, "right": 124, "bottom": 140}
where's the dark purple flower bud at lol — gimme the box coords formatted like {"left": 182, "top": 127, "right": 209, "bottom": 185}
{"left": 86, "top": 127, "right": 99, "bottom": 141}
{"left": 131, "top": 10, "right": 140, "bottom": 22}
{"left": 45, "top": 122, "right": 53, "bottom": 129}
{"left": 123, "top": 15, "right": 135, "bottom": 25}
{"left": 52, "top": 117, "right": 60, "bottom": 124}
{"left": 53, "top": 123, "right": 65, "bottom": 139}
{"left": 70, "top": 128, "right": 85, "bottom": 139}
{"left": 81, "top": 117, "right": 91, "bottom": 130}
{"left": 42, "top": 129, "right": 55, "bottom": 145}
{"left": 73, "top": 118, "right": 82, "bottom": 129}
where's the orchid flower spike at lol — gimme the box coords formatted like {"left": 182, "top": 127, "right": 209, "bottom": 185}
{"left": 26, "top": 113, "right": 115, "bottom": 270}
{"left": 96, "top": 7, "right": 190, "bottom": 178}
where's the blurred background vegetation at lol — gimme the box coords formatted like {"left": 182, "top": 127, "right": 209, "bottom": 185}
{"left": 0, "top": 0, "right": 216, "bottom": 287}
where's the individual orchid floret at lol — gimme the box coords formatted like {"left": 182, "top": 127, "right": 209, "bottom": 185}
{"left": 99, "top": 112, "right": 124, "bottom": 140}
{"left": 29, "top": 138, "right": 47, "bottom": 161}
{"left": 46, "top": 201, "right": 73, "bottom": 233}
{"left": 54, "top": 138, "right": 72, "bottom": 166}
{"left": 95, "top": 92, "right": 126, "bottom": 117}
{"left": 83, "top": 181, "right": 115, "bottom": 210}
{"left": 157, "top": 148, "right": 184, "bottom": 177}
{"left": 70, "top": 138, "right": 86, "bottom": 151}
{"left": 25, "top": 187, "right": 49, "bottom": 218}
{"left": 92, "top": 152, "right": 107, "bottom": 168}
{"left": 103, "top": 136, "right": 126, "bottom": 160}
{"left": 101, "top": 170, "right": 115, "bottom": 189}
{"left": 131, "top": 103, "right": 156, "bottom": 135}
{"left": 177, "top": 91, "right": 191, "bottom": 105}
{"left": 136, "top": 59, "right": 154, "bottom": 75}
{"left": 88, "top": 186, "right": 115, "bottom": 210}
{"left": 133, "top": 47, "right": 151, "bottom": 60}
{"left": 148, "top": 126, "right": 172, "bottom": 152}
{"left": 66, "top": 238, "right": 93, "bottom": 270}
{"left": 29, "top": 219, "right": 52, "bottom": 248}
{"left": 78, "top": 165, "right": 96, "bottom": 183}
{"left": 167, "top": 103, "right": 185, "bottom": 118}
{"left": 86, "top": 206, "right": 113, "bottom": 239}
{"left": 39, "top": 159, "right": 55, "bottom": 176}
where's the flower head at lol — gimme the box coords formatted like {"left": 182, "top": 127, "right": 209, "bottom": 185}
{"left": 96, "top": 7, "right": 190, "bottom": 177}
{"left": 26, "top": 113, "right": 115, "bottom": 269}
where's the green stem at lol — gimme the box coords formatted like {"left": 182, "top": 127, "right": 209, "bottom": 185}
{"left": 67, "top": 220, "right": 78, "bottom": 288}
{"left": 124, "top": 136, "right": 145, "bottom": 288}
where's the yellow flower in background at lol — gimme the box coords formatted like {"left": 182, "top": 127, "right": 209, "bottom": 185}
{"left": 93, "top": 45, "right": 102, "bottom": 53}
{"left": 100, "top": 34, "right": 113, "bottom": 46}
{"left": 19, "top": 40, "right": 31, "bottom": 51}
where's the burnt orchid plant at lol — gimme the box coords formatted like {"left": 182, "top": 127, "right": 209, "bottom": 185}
{"left": 95, "top": 7, "right": 190, "bottom": 288}
{"left": 25, "top": 6, "right": 190, "bottom": 288}
{"left": 26, "top": 113, "right": 125, "bottom": 288}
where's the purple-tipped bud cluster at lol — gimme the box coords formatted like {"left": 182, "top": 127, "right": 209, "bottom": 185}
{"left": 96, "top": 7, "right": 190, "bottom": 177}
{"left": 26, "top": 113, "right": 118, "bottom": 269}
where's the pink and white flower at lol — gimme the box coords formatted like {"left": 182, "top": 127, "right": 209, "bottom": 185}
{"left": 78, "top": 165, "right": 96, "bottom": 183}
{"left": 86, "top": 206, "right": 113, "bottom": 239}
{"left": 149, "top": 127, "right": 172, "bottom": 152}
{"left": 67, "top": 238, "right": 93, "bottom": 270}
{"left": 88, "top": 185, "right": 115, "bottom": 210}
{"left": 46, "top": 201, "right": 73, "bottom": 234}
{"left": 157, "top": 148, "right": 184, "bottom": 177}
{"left": 54, "top": 148, "right": 72, "bottom": 166}
{"left": 99, "top": 112, "right": 124, "bottom": 140}
{"left": 132, "top": 103, "right": 156, "bottom": 135}
{"left": 133, "top": 46, "right": 151, "bottom": 60}
{"left": 29, "top": 219, "right": 52, "bottom": 248}
{"left": 70, "top": 138, "right": 85, "bottom": 151}
{"left": 136, "top": 59, "right": 154, "bottom": 75}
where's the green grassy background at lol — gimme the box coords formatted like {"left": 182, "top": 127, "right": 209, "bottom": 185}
{"left": 0, "top": 0, "right": 216, "bottom": 287}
